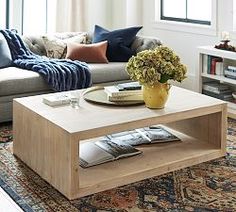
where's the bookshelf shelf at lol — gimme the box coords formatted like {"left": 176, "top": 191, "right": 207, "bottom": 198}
{"left": 79, "top": 128, "right": 221, "bottom": 193}
{"left": 198, "top": 46, "right": 236, "bottom": 118}
{"left": 201, "top": 72, "right": 236, "bottom": 85}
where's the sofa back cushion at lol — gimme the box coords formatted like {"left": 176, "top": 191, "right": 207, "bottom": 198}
{"left": 0, "top": 33, "right": 12, "bottom": 68}
{"left": 22, "top": 32, "right": 87, "bottom": 58}
{"left": 66, "top": 41, "right": 108, "bottom": 63}
{"left": 22, "top": 32, "right": 162, "bottom": 60}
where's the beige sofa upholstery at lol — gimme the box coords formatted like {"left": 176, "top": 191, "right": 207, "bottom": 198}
{"left": 0, "top": 33, "right": 162, "bottom": 122}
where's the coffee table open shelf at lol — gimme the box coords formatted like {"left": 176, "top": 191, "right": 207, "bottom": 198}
{"left": 13, "top": 86, "right": 227, "bottom": 200}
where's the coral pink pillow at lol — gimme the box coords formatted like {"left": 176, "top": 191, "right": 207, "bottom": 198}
{"left": 66, "top": 41, "right": 108, "bottom": 63}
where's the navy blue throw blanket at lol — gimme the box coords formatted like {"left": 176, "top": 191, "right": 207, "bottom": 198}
{"left": 1, "top": 30, "right": 92, "bottom": 91}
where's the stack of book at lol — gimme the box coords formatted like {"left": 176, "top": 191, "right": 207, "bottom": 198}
{"left": 104, "top": 82, "right": 143, "bottom": 102}
{"left": 224, "top": 65, "right": 236, "bottom": 80}
{"left": 202, "top": 82, "right": 233, "bottom": 101}
{"left": 203, "top": 55, "right": 223, "bottom": 75}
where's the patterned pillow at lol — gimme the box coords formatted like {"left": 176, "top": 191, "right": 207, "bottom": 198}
{"left": 42, "top": 33, "right": 87, "bottom": 59}
{"left": 42, "top": 36, "right": 66, "bottom": 59}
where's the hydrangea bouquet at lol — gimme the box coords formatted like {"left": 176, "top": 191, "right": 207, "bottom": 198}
{"left": 126, "top": 46, "right": 187, "bottom": 86}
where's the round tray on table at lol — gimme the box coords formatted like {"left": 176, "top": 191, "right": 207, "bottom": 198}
{"left": 82, "top": 86, "right": 144, "bottom": 106}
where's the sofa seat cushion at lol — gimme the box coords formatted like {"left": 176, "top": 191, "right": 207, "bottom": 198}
{"left": 0, "top": 67, "right": 51, "bottom": 96}
{"left": 88, "top": 62, "right": 130, "bottom": 84}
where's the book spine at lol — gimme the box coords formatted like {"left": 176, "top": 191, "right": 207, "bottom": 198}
{"left": 211, "top": 59, "right": 217, "bottom": 75}
{"left": 202, "top": 85, "right": 221, "bottom": 94}
{"left": 105, "top": 90, "right": 142, "bottom": 97}
{"left": 215, "top": 62, "right": 223, "bottom": 76}
{"left": 207, "top": 56, "right": 212, "bottom": 74}
{"left": 202, "top": 55, "right": 208, "bottom": 74}
{"left": 224, "top": 74, "right": 236, "bottom": 80}
{"left": 203, "top": 90, "right": 233, "bottom": 100}
{"left": 108, "top": 95, "right": 143, "bottom": 102}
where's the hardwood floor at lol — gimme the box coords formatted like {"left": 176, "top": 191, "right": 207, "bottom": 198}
{"left": 0, "top": 187, "right": 23, "bottom": 212}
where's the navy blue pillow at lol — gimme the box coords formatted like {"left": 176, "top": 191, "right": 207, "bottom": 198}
{"left": 0, "top": 32, "right": 12, "bottom": 68}
{"left": 92, "top": 25, "right": 142, "bottom": 62}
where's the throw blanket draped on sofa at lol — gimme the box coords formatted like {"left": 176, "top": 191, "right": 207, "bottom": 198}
{"left": 0, "top": 30, "right": 92, "bottom": 91}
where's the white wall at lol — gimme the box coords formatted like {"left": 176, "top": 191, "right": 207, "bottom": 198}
{"left": 142, "top": 0, "right": 235, "bottom": 91}
{"left": 85, "top": 0, "right": 112, "bottom": 31}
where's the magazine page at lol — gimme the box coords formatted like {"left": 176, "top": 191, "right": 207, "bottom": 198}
{"left": 95, "top": 140, "right": 141, "bottom": 159}
{"left": 142, "top": 126, "right": 180, "bottom": 143}
{"left": 106, "top": 130, "right": 150, "bottom": 146}
{"left": 79, "top": 141, "right": 114, "bottom": 168}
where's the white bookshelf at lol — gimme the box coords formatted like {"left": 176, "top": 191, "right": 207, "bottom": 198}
{"left": 198, "top": 46, "right": 236, "bottom": 118}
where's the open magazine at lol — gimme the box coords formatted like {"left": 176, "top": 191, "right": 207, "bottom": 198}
{"left": 105, "top": 126, "right": 180, "bottom": 146}
{"left": 79, "top": 126, "right": 180, "bottom": 168}
{"left": 79, "top": 140, "right": 141, "bottom": 168}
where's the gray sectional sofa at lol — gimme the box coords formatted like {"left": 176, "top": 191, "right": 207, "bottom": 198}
{"left": 0, "top": 33, "right": 161, "bottom": 122}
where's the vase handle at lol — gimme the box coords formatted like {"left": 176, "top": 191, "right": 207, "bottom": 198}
{"left": 167, "top": 83, "right": 171, "bottom": 91}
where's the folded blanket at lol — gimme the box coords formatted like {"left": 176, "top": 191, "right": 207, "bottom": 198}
{"left": 0, "top": 30, "right": 92, "bottom": 91}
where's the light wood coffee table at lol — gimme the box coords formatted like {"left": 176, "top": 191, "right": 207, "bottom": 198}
{"left": 13, "top": 86, "right": 227, "bottom": 200}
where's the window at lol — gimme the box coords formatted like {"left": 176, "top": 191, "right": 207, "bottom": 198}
{"left": 22, "top": 0, "right": 47, "bottom": 34}
{"left": 161, "top": 0, "right": 212, "bottom": 25}
{"left": 1, "top": 0, "right": 56, "bottom": 34}
{"left": 0, "top": 0, "right": 7, "bottom": 28}
{"left": 22, "top": 0, "right": 56, "bottom": 34}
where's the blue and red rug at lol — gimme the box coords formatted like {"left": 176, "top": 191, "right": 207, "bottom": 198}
{"left": 0, "top": 120, "right": 235, "bottom": 211}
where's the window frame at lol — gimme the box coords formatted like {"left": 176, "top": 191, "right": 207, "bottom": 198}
{"left": 160, "top": 0, "right": 211, "bottom": 26}
{"left": 6, "top": 0, "right": 10, "bottom": 28}
{"left": 0, "top": 0, "right": 9, "bottom": 29}
{"left": 3, "top": 0, "right": 52, "bottom": 34}
{"left": 154, "top": 0, "right": 217, "bottom": 36}
{"left": 21, "top": 0, "right": 48, "bottom": 35}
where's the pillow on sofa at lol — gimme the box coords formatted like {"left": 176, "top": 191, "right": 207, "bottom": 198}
{"left": 92, "top": 25, "right": 142, "bottom": 62}
{"left": 66, "top": 41, "right": 108, "bottom": 63}
{"left": 42, "top": 33, "right": 87, "bottom": 59}
{"left": 0, "top": 33, "right": 12, "bottom": 68}
{"left": 42, "top": 36, "right": 67, "bottom": 59}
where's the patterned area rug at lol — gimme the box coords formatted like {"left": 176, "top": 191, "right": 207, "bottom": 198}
{"left": 0, "top": 120, "right": 235, "bottom": 211}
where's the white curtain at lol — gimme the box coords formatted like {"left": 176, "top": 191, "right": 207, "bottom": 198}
{"left": 55, "top": 0, "right": 143, "bottom": 32}
{"left": 55, "top": 0, "right": 86, "bottom": 32}
{"left": 126, "top": 0, "right": 143, "bottom": 27}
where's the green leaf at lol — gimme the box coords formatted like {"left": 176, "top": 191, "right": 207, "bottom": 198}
{"left": 159, "top": 74, "right": 169, "bottom": 83}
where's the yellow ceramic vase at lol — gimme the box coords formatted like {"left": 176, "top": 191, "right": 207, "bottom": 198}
{"left": 143, "top": 82, "right": 170, "bottom": 109}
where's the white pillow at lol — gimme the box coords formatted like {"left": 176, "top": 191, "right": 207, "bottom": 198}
{"left": 42, "top": 36, "right": 66, "bottom": 59}
{"left": 42, "top": 33, "right": 87, "bottom": 59}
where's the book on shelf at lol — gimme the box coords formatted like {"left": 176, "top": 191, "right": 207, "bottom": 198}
{"left": 206, "top": 56, "right": 223, "bottom": 75}
{"left": 224, "top": 74, "right": 236, "bottom": 80}
{"left": 42, "top": 93, "right": 71, "bottom": 106}
{"left": 202, "top": 55, "right": 208, "bottom": 74}
{"left": 105, "top": 126, "right": 181, "bottom": 146}
{"left": 215, "top": 61, "right": 223, "bottom": 76}
{"left": 202, "top": 90, "right": 233, "bottom": 101}
{"left": 224, "top": 67, "right": 236, "bottom": 79}
{"left": 202, "top": 82, "right": 230, "bottom": 94}
{"left": 104, "top": 82, "right": 142, "bottom": 97}
{"left": 228, "top": 65, "right": 236, "bottom": 71}
{"left": 79, "top": 140, "right": 142, "bottom": 168}
{"left": 108, "top": 93, "right": 143, "bottom": 102}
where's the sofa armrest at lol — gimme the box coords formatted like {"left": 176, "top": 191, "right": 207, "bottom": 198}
{"left": 131, "top": 36, "right": 162, "bottom": 53}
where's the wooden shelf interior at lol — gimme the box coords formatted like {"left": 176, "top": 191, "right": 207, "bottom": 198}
{"left": 78, "top": 127, "right": 223, "bottom": 197}
{"left": 201, "top": 72, "right": 236, "bottom": 85}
